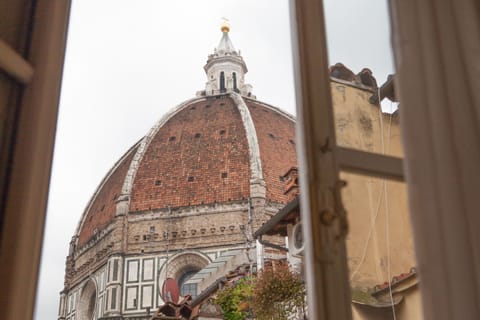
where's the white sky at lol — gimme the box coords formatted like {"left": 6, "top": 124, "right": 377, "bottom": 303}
{"left": 34, "top": 1, "right": 393, "bottom": 319}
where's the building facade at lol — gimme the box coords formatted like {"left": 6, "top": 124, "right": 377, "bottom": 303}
{"left": 256, "top": 64, "right": 422, "bottom": 319}
{"left": 59, "top": 24, "right": 296, "bottom": 320}
{"left": 59, "top": 23, "right": 421, "bottom": 320}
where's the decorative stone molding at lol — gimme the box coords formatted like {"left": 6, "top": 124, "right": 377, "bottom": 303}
{"left": 158, "top": 251, "right": 211, "bottom": 282}
{"left": 230, "top": 92, "right": 266, "bottom": 199}
{"left": 76, "top": 278, "right": 97, "bottom": 320}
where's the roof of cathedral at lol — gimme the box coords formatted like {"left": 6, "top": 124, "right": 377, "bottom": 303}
{"left": 76, "top": 95, "right": 297, "bottom": 247}
{"left": 74, "top": 24, "right": 298, "bottom": 248}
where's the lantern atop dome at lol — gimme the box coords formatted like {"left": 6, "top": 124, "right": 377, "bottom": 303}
{"left": 200, "top": 20, "right": 254, "bottom": 98}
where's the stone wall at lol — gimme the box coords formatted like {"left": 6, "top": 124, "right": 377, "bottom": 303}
{"left": 125, "top": 202, "right": 251, "bottom": 253}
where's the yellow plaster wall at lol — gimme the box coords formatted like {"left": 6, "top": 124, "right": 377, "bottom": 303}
{"left": 331, "top": 80, "right": 422, "bottom": 319}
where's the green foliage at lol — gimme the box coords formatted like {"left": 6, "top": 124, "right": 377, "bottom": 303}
{"left": 252, "top": 264, "right": 306, "bottom": 320}
{"left": 216, "top": 277, "right": 254, "bottom": 320}
{"left": 215, "top": 265, "right": 306, "bottom": 320}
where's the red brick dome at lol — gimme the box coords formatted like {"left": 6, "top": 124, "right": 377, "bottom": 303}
{"left": 75, "top": 94, "right": 296, "bottom": 247}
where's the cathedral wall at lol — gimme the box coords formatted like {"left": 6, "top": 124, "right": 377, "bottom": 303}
{"left": 120, "top": 246, "right": 244, "bottom": 317}
{"left": 61, "top": 264, "right": 108, "bottom": 320}
{"left": 102, "top": 256, "right": 123, "bottom": 318}
{"left": 65, "top": 200, "right": 284, "bottom": 319}
{"left": 68, "top": 217, "right": 126, "bottom": 290}
{"left": 206, "top": 61, "right": 245, "bottom": 92}
{"left": 125, "top": 202, "right": 252, "bottom": 254}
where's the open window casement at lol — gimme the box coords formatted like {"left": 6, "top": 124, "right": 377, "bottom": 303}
{"left": 290, "top": 1, "right": 404, "bottom": 319}
{"left": 1, "top": 0, "right": 480, "bottom": 319}
{"left": 290, "top": 0, "right": 480, "bottom": 319}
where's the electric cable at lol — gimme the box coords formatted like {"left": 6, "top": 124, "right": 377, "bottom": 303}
{"left": 378, "top": 93, "right": 396, "bottom": 320}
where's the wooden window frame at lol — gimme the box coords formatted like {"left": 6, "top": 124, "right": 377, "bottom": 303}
{"left": 290, "top": 0, "right": 405, "bottom": 319}
{"left": 2, "top": 0, "right": 479, "bottom": 319}
{"left": 0, "top": 1, "right": 71, "bottom": 319}
{"left": 0, "top": 1, "right": 403, "bottom": 319}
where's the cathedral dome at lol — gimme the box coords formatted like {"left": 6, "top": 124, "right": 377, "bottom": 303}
{"left": 75, "top": 93, "right": 296, "bottom": 247}
{"left": 74, "top": 26, "right": 297, "bottom": 249}
{"left": 62, "top": 28, "right": 298, "bottom": 319}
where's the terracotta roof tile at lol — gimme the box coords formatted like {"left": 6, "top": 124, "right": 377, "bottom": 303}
{"left": 78, "top": 145, "right": 138, "bottom": 246}
{"left": 130, "top": 97, "right": 250, "bottom": 211}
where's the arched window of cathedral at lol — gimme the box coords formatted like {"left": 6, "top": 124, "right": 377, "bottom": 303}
{"left": 232, "top": 72, "right": 238, "bottom": 92}
{"left": 220, "top": 71, "right": 226, "bottom": 92}
{"left": 178, "top": 270, "right": 198, "bottom": 298}
{"left": 77, "top": 280, "right": 96, "bottom": 320}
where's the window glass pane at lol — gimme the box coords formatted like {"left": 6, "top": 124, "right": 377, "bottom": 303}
{"left": 324, "top": 0, "right": 401, "bottom": 158}
{"left": 180, "top": 283, "right": 198, "bottom": 298}
{"left": 36, "top": 1, "right": 295, "bottom": 319}
{"left": 340, "top": 171, "right": 423, "bottom": 319}
{"left": 332, "top": 83, "right": 402, "bottom": 159}
{"left": 178, "top": 271, "right": 198, "bottom": 298}
{"left": 321, "top": 4, "right": 425, "bottom": 313}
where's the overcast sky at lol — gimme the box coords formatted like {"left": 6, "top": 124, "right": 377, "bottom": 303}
{"left": 34, "top": 1, "right": 393, "bottom": 319}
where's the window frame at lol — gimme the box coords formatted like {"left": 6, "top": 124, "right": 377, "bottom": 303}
{"left": 289, "top": 0, "right": 405, "bottom": 319}
{"left": 0, "top": 1, "right": 71, "bottom": 319}
{"left": 2, "top": 0, "right": 479, "bottom": 319}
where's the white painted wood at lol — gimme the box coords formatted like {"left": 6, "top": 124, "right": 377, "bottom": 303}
{"left": 289, "top": 0, "right": 352, "bottom": 319}
{"left": 336, "top": 146, "right": 404, "bottom": 181}
{"left": 390, "top": 0, "right": 480, "bottom": 318}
